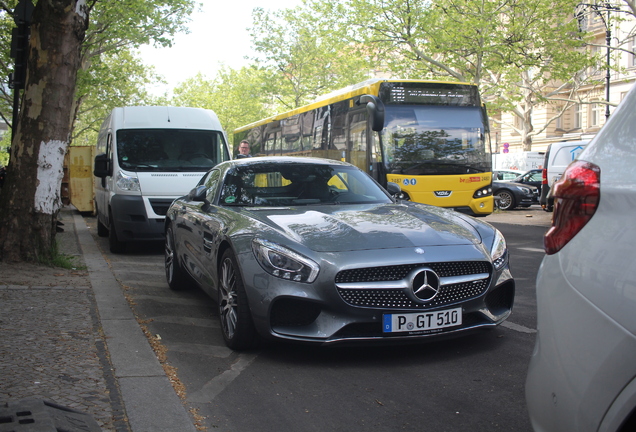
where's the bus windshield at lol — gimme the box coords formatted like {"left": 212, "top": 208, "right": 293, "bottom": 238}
{"left": 382, "top": 105, "right": 491, "bottom": 176}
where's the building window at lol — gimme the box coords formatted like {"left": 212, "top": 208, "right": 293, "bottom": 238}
{"left": 554, "top": 105, "right": 565, "bottom": 130}
{"left": 573, "top": 104, "right": 583, "bottom": 129}
{"left": 589, "top": 45, "right": 602, "bottom": 77}
{"left": 630, "top": 37, "right": 636, "bottom": 68}
{"left": 590, "top": 102, "right": 603, "bottom": 127}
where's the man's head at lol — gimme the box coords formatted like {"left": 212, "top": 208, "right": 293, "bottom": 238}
{"left": 238, "top": 140, "right": 250, "bottom": 156}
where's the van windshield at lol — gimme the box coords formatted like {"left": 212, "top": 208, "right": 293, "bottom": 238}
{"left": 117, "top": 129, "right": 230, "bottom": 172}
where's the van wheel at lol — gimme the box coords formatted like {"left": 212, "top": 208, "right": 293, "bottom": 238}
{"left": 95, "top": 204, "right": 108, "bottom": 237}
{"left": 165, "top": 225, "right": 191, "bottom": 290}
{"left": 97, "top": 217, "right": 108, "bottom": 237}
{"left": 108, "top": 212, "right": 126, "bottom": 253}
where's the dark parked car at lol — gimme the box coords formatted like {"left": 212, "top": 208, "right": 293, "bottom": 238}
{"left": 512, "top": 169, "right": 542, "bottom": 190}
{"left": 164, "top": 157, "right": 515, "bottom": 350}
{"left": 492, "top": 180, "right": 539, "bottom": 210}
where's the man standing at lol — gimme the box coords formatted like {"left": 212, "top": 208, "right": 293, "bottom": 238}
{"left": 237, "top": 140, "right": 251, "bottom": 158}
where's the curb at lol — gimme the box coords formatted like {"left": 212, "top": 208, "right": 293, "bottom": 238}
{"left": 72, "top": 210, "right": 197, "bottom": 432}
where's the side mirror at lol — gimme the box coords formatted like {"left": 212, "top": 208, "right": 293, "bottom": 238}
{"left": 357, "top": 95, "right": 385, "bottom": 132}
{"left": 386, "top": 181, "right": 401, "bottom": 197}
{"left": 188, "top": 185, "right": 208, "bottom": 203}
{"left": 93, "top": 153, "right": 111, "bottom": 178}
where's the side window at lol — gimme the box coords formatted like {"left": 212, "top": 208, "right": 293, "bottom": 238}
{"left": 503, "top": 172, "right": 517, "bottom": 180}
{"left": 203, "top": 169, "right": 221, "bottom": 202}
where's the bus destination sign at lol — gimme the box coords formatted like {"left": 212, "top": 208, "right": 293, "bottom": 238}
{"left": 382, "top": 83, "right": 479, "bottom": 106}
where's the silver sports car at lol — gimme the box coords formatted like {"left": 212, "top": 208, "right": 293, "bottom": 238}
{"left": 164, "top": 157, "right": 514, "bottom": 349}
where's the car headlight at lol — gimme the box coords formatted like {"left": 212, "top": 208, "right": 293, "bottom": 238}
{"left": 116, "top": 170, "right": 140, "bottom": 192}
{"left": 252, "top": 238, "right": 320, "bottom": 283}
{"left": 515, "top": 185, "right": 531, "bottom": 194}
{"left": 490, "top": 229, "right": 507, "bottom": 270}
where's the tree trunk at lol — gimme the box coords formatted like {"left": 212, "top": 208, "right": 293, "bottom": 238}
{"left": 0, "top": 0, "right": 89, "bottom": 263}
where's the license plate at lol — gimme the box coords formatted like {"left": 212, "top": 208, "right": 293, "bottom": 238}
{"left": 383, "top": 307, "right": 462, "bottom": 333}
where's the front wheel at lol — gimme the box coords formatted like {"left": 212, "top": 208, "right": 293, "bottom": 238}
{"left": 218, "top": 249, "right": 258, "bottom": 350}
{"left": 96, "top": 205, "right": 108, "bottom": 237}
{"left": 165, "top": 225, "right": 191, "bottom": 290}
{"left": 108, "top": 211, "right": 126, "bottom": 253}
{"left": 495, "top": 190, "right": 516, "bottom": 211}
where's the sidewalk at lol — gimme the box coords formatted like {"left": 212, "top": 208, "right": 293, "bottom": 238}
{"left": 0, "top": 206, "right": 196, "bottom": 432}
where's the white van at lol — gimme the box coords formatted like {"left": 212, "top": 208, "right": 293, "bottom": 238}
{"left": 93, "top": 106, "right": 231, "bottom": 253}
{"left": 539, "top": 140, "right": 589, "bottom": 211}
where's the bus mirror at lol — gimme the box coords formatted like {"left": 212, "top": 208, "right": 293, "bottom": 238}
{"left": 358, "top": 95, "right": 385, "bottom": 132}
{"left": 93, "top": 153, "right": 111, "bottom": 178}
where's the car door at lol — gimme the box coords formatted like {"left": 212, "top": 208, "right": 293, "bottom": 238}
{"left": 185, "top": 169, "right": 223, "bottom": 293}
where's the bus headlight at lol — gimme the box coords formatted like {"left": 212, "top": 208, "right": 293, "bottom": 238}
{"left": 473, "top": 186, "right": 492, "bottom": 198}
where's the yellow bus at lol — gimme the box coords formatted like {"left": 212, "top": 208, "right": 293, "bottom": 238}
{"left": 233, "top": 79, "right": 494, "bottom": 216}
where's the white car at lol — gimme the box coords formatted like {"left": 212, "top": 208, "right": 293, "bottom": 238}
{"left": 525, "top": 85, "right": 636, "bottom": 431}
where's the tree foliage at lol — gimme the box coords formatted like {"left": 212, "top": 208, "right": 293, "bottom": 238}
{"left": 309, "top": 0, "right": 601, "bottom": 149}
{"left": 72, "top": 48, "right": 164, "bottom": 147}
{"left": 0, "top": 0, "right": 196, "bottom": 146}
{"left": 249, "top": 4, "right": 373, "bottom": 111}
{"left": 0, "top": 0, "right": 196, "bottom": 263}
{"left": 171, "top": 67, "right": 273, "bottom": 149}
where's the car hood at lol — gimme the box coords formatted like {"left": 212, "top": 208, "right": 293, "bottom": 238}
{"left": 240, "top": 203, "right": 483, "bottom": 252}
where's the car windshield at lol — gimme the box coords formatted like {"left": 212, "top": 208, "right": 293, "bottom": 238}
{"left": 219, "top": 162, "right": 393, "bottom": 207}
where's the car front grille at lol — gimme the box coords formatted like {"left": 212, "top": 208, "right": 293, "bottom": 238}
{"left": 335, "top": 261, "right": 491, "bottom": 310}
{"left": 335, "top": 261, "right": 490, "bottom": 283}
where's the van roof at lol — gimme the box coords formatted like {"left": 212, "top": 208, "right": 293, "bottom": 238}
{"left": 112, "top": 106, "right": 223, "bottom": 131}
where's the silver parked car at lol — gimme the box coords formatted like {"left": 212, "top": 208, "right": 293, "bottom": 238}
{"left": 164, "top": 157, "right": 515, "bottom": 349}
{"left": 525, "top": 85, "right": 636, "bottom": 431}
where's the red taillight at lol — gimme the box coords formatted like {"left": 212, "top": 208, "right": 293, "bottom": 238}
{"left": 544, "top": 161, "right": 600, "bottom": 255}
{"left": 541, "top": 168, "right": 548, "bottom": 185}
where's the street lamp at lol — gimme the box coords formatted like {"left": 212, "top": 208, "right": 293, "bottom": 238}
{"left": 576, "top": 2, "right": 619, "bottom": 121}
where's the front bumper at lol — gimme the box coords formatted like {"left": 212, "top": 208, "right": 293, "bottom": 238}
{"left": 110, "top": 195, "right": 171, "bottom": 242}
{"left": 238, "top": 245, "right": 514, "bottom": 345}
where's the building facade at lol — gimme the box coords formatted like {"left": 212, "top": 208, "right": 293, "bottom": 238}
{"left": 493, "top": 3, "right": 636, "bottom": 155}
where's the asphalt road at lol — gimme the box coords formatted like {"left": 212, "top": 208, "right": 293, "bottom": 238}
{"left": 84, "top": 209, "right": 548, "bottom": 432}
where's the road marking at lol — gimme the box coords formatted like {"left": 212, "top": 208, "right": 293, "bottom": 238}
{"left": 501, "top": 321, "right": 537, "bottom": 334}
{"left": 187, "top": 353, "right": 258, "bottom": 403}
{"left": 517, "top": 247, "right": 545, "bottom": 253}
